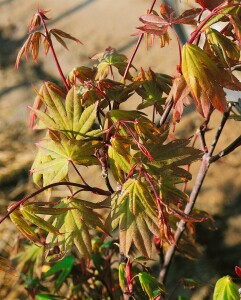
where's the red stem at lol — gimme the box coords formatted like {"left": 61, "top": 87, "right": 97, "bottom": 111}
{"left": 122, "top": 0, "right": 157, "bottom": 81}
{"left": 188, "top": 3, "right": 241, "bottom": 44}
{"left": 171, "top": 26, "right": 182, "bottom": 71}
{"left": 38, "top": 11, "right": 70, "bottom": 91}
{"left": 70, "top": 160, "right": 90, "bottom": 186}
{"left": 0, "top": 181, "right": 110, "bottom": 224}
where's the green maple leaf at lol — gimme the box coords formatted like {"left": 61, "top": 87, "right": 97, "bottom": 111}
{"left": 202, "top": 3, "right": 241, "bottom": 31}
{"left": 46, "top": 198, "right": 108, "bottom": 258}
{"left": 10, "top": 202, "right": 71, "bottom": 244}
{"left": 108, "top": 136, "right": 133, "bottom": 183}
{"left": 111, "top": 179, "right": 159, "bottom": 258}
{"left": 139, "top": 272, "right": 165, "bottom": 299}
{"left": 31, "top": 83, "right": 98, "bottom": 140}
{"left": 182, "top": 44, "right": 227, "bottom": 118}
{"left": 205, "top": 28, "right": 240, "bottom": 67}
{"left": 31, "top": 132, "right": 101, "bottom": 185}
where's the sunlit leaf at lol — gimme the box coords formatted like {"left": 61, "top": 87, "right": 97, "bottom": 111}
{"left": 213, "top": 276, "right": 239, "bottom": 300}
{"left": 20, "top": 204, "right": 61, "bottom": 235}
{"left": 112, "top": 179, "right": 159, "bottom": 257}
{"left": 31, "top": 132, "right": 100, "bottom": 186}
{"left": 10, "top": 210, "right": 40, "bottom": 243}
{"left": 138, "top": 272, "right": 165, "bottom": 299}
{"left": 118, "top": 263, "right": 126, "bottom": 292}
{"left": 91, "top": 47, "right": 132, "bottom": 80}
{"left": 202, "top": 3, "right": 241, "bottom": 31}
{"left": 46, "top": 198, "right": 108, "bottom": 258}
{"left": 32, "top": 83, "right": 98, "bottom": 140}
{"left": 205, "top": 28, "right": 240, "bottom": 67}
{"left": 182, "top": 44, "right": 228, "bottom": 118}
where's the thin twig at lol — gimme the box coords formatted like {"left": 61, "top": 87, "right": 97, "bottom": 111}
{"left": 122, "top": 0, "right": 157, "bottom": 81}
{"left": 158, "top": 105, "right": 232, "bottom": 283}
{"left": 210, "top": 135, "right": 241, "bottom": 164}
{"left": 96, "top": 148, "right": 114, "bottom": 194}
{"left": 70, "top": 160, "right": 90, "bottom": 186}
{"left": 0, "top": 181, "right": 110, "bottom": 225}
{"left": 38, "top": 10, "right": 70, "bottom": 91}
{"left": 159, "top": 99, "right": 174, "bottom": 127}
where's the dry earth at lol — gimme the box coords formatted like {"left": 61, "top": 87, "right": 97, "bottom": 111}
{"left": 0, "top": 0, "right": 241, "bottom": 299}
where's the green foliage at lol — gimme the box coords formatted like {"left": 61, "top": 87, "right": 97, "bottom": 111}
{"left": 4, "top": 1, "right": 241, "bottom": 299}
{"left": 42, "top": 256, "right": 74, "bottom": 291}
{"left": 213, "top": 276, "right": 240, "bottom": 300}
{"left": 138, "top": 272, "right": 165, "bottom": 299}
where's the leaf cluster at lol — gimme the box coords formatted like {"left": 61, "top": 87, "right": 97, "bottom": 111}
{"left": 7, "top": 2, "right": 241, "bottom": 299}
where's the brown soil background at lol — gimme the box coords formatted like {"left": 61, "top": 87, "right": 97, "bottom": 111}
{"left": 0, "top": 0, "right": 240, "bottom": 299}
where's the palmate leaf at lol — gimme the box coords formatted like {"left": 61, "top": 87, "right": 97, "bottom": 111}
{"left": 134, "top": 118, "right": 169, "bottom": 144}
{"left": 134, "top": 69, "right": 171, "bottom": 113}
{"left": 20, "top": 204, "right": 61, "bottom": 235}
{"left": 46, "top": 198, "right": 108, "bottom": 258}
{"left": 182, "top": 44, "right": 229, "bottom": 118}
{"left": 31, "top": 83, "right": 98, "bottom": 140}
{"left": 205, "top": 28, "right": 240, "bottom": 67}
{"left": 109, "top": 109, "right": 146, "bottom": 136}
{"left": 108, "top": 136, "right": 133, "bottom": 182}
{"left": 150, "top": 139, "right": 202, "bottom": 166}
{"left": 100, "top": 80, "right": 138, "bottom": 104}
{"left": 138, "top": 7, "right": 201, "bottom": 48}
{"left": 10, "top": 210, "right": 40, "bottom": 244}
{"left": 10, "top": 202, "right": 69, "bottom": 244}
{"left": 111, "top": 179, "right": 159, "bottom": 258}
{"left": 31, "top": 132, "right": 101, "bottom": 185}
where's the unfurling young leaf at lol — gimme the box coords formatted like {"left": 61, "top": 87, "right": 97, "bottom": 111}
{"left": 213, "top": 276, "right": 239, "bottom": 300}
{"left": 50, "top": 28, "right": 82, "bottom": 50}
{"left": 138, "top": 272, "right": 165, "bottom": 299}
{"left": 118, "top": 262, "right": 126, "bottom": 292}
{"left": 91, "top": 47, "right": 132, "bottom": 80}
{"left": 15, "top": 32, "right": 42, "bottom": 69}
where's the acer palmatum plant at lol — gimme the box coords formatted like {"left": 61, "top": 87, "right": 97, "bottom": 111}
{"left": 1, "top": 1, "right": 241, "bottom": 299}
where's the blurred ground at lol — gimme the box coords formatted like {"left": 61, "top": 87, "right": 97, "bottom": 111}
{"left": 0, "top": 0, "right": 241, "bottom": 299}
